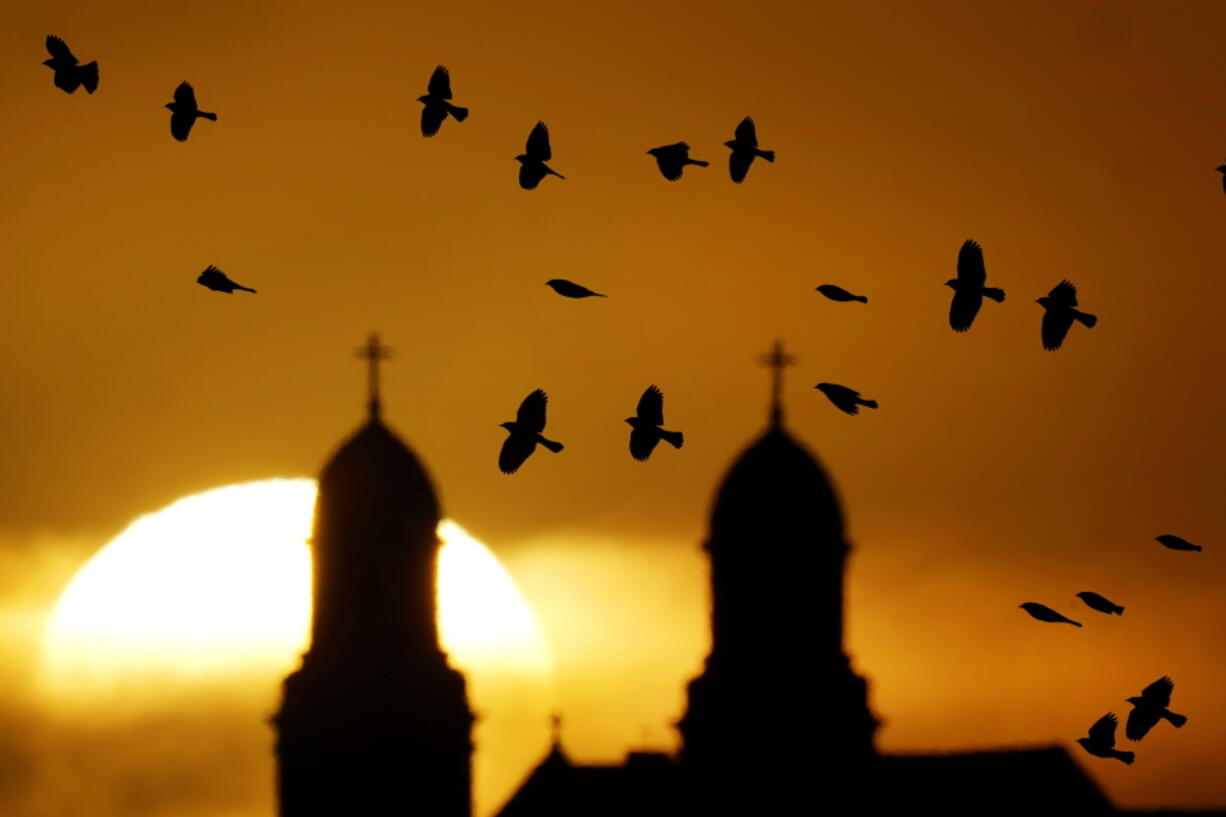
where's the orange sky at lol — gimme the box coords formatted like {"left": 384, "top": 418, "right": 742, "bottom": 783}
{"left": 1, "top": 1, "right": 1225, "bottom": 814}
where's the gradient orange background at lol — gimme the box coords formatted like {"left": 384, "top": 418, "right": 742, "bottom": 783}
{"left": 1, "top": 1, "right": 1224, "bottom": 814}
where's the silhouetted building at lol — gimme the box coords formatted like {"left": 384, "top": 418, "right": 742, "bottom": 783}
{"left": 274, "top": 336, "right": 473, "bottom": 817}
{"left": 496, "top": 343, "right": 1116, "bottom": 816}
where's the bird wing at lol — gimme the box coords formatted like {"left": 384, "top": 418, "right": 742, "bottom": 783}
{"left": 498, "top": 434, "right": 535, "bottom": 474}
{"left": 170, "top": 111, "right": 194, "bottom": 141}
{"left": 957, "top": 239, "right": 986, "bottom": 286}
{"left": 1088, "top": 713, "right": 1119, "bottom": 746}
{"left": 1125, "top": 706, "right": 1161, "bottom": 741}
{"left": 174, "top": 82, "right": 197, "bottom": 107}
{"left": 629, "top": 427, "right": 660, "bottom": 461}
{"left": 421, "top": 105, "right": 446, "bottom": 137}
{"left": 526, "top": 121, "right": 552, "bottom": 161}
{"left": 655, "top": 155, "right": 683, "bottom": 181}
{"left": 734, "top": 116, "right": 757, "bottom": 146}
{"left": 729, "top": 150, "right": 753, "bottom": 183}
{"left": 1047, "top": 279, "right": 1078, "bottom": 307}
{"left": 1041, "top": 309, "right": 1073, "bottom": 351}
{"left": 516, "top": 389, "right": 548, "bottom": 433}
{"left": 427, "top": 65, "right": 452, "bottom": 99}
{"left": 949, "top": 289, "right": 982, "bottom": 332}
{"left": 636, "top": 385, "right": 665, "bottom": 425}
{"left": 46, "top": 35, "right": 77, "bottom": 62}
{"left": 1141, "top": 677, "right": 1174, "bottom": 706}
{"left": 519, "top": 162, "right": 548, "bottom": 190}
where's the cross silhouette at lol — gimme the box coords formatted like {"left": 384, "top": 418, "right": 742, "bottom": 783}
{"left": 759, "top": 340, "right": 795, "bottom": 426}
{"left": 357, "top": 333, "right": 393, "bottom": 418}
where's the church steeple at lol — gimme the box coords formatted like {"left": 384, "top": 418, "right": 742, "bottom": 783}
{"left": 273, "top": 336, "right": 473, "bottom": 817}
{"left": 678, "top": 341, "right": 877, "bottom": 812}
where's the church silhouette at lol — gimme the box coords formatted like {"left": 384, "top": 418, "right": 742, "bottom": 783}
{"left": 273, "top": 337, "right": 1135, "bottom": 816}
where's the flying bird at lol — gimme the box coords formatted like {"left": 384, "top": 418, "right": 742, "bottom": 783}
{"left": 1126, "top": 677, "right": 1188, "bottom": 741}
{"left": 1156, "top": 534, "right": 1202, "bottom": 552}
{"left": 814, "top": 383, "right": 877, "bottom": 415}
{"left": 165, "top": 82, "right": 217, "bottom": 142}
{"left": 499, "top": 389, "right": 564, "bottom": 474}
{"left": 646, "top": 142, "right": 708, "bottom": 181}
{"left": 1076, "top": 591, "right": 1124, "bottom": 616}
{"left": 1077, "top": 713, "right": 1135, "bottom": 764}
{"left": 43, "top": 35, "right": 98, "bottom": 94}
{"left": 1036, "top": 280, "right": 1097, "bottom": 350}
{"left": 546, "top": 279, "right": 606, "bottom": 298}
{"left": 1018, "top": 602, "right": 1081, "bottom": 626}
{"left": 816, "top": 284, "right": 867, "bottom": 304}
{"left": 724, "top": 117, "right": 774, "bottom": 183}
{"left": 1216, "top": 165, "right": 1226, "bottom": 195}
{"left": 625, "top": 386, "right": 684, "bottom": 462}
{"left": 516, "top": 122, "right": 564, "bottom": 190}
{"left": 418, "top": 65, "right": 468, "bottom": 137}
{"left": 946, "top": 240, "right": 1005, "bottom": 332}
{"left": 197, "top": 265, "right": 256, "bottom": 294}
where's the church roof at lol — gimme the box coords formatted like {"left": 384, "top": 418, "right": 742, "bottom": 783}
{"left": 494, "top": 744, "right": 679, "bottom": 817}
{"left": 708, "top": 421, "right": 844, "bottom": 541}
{"left": 317, "top": 415, "right": 441, "bottom": 524}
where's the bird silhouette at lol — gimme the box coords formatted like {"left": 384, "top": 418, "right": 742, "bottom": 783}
{"left": 816, "top": 284, "right": 867, "bottom": 304}
{"left": 1036, "top": 280, "right": 1096, "bottom": 350}
{"left": 43, "top": 35, "right": 98, "bottom": 94}
{"left": 418, "top": 65, "right": 468, "bottom": 137}
{"left": 516, "top": 122, "right": 564, "bottom": 190}
{"left": 1019, "top": 602, "right": 1081, "bottom": 626}
{"left": 946, "top": 240, "right": 1005, "bottom": 332}
{"left": 646, "top": 142, "right": 708, "bottom": 181}
{"left": 814, "top": 383, "right": 877, "bottom": 415}
{"left": 1076, "top": 591, "right": 1124, "bottom": 616}
{"left": 1077, "top": 713, "right": 1135, "bottom": 764}
{"left": 1126, "top": 677, "right": 1187, "bottom": 741}
{"left": 166, "top": 82, "right": 217, "bottom": 142}
{"left": 197, "top": 265, "right": 256, "bottom": 294}
{"left": 625, "top": 385, "right": 684, "bottom": 461}
{"left": 499, "top": 389, "right": 564, "bottom": 474}
{"left": 1156, "top": 534, "right": 1202, "bottom": 552}
{"left": 546, "top": 279, "right": 606, "bottom": 298}
{"left": 1216, "top": 165, "right": 1226, "bottom": 195}
{"left": 724, "top": 117, "right": 774, "bottom": 183}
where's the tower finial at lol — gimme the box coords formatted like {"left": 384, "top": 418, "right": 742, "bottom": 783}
{"left": 759, "top": 340, "right": 794, "bottom": 427}
{"left": 549, "top": 712, "right": 563, "bottom": 747}
{"left": 356, "top": 333, "right": 393, "bottom": 419}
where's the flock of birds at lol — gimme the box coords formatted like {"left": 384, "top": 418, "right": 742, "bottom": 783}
{"left": 41, "top": 33, "right": 1212, "bottom": 770}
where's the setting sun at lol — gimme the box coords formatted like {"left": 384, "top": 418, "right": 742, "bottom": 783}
{"left": 42, "top": 479, "right": 552, "bottom": 691}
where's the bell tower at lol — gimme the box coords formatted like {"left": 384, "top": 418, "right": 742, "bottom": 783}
{"left": 274, "top": 335, "right": 473, "bottom": 816}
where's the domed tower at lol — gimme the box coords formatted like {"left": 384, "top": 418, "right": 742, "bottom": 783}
{"left": 274, "top": 336, "right": 473, "bottom": 817}
{"left": 678, "top": 342, "right": 877, "bottom": 810}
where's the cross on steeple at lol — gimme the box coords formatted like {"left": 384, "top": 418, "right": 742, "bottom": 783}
{"left": 759, "top": 340, "right": 795, "bottom": 427}
{"left": 357, "top": 333, "right": 393, "bottom": 419}
{"left": 549, "top": 712, "right": 563, "bottom": 747}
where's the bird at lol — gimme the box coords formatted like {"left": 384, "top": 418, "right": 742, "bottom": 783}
{"left": 1018, "top": 602, "right": 1081, "bottom": 626}
{"left": 499, "top": 389, "right": 564, "bottom": 474}
{"left": 197, "top": 265, "right": 256, "bottom": 294}
{"left": 724, "top": 117, "right": 774, "bottom": 183}
{"left": 1076, "top": 591, "right": 1124, "bottom": 616}
{"left": 816, "top": 284, "right": 868, "bottom": 304}
{"left": 814, "top": 383, "right": 877, "bottom": 415}
{"left": 1156, "top": 534, "right": 1202, "bottom": 552}
{"left": 946, "top": 240, "right": 1005, "bottom": 332}
{"left": 516, "top": 122, "right": 564, "bottom": 190}
{"left": 625, "top": 386, "right": 684, "bottom": 461}
{"left": 1125, "top": 677, "right": 1188, "bottom": 741}
{"left": 1216, "top": 165, "right": 1226, "bottom": 195}
{"left": 1036, "top": 280, "right": 1097, "bottom": 350}
{"left": 545, "top": 279, "right": 606, "bottom": 298}
{"left": 646, "top": 142, "right": 708, "bottom": 181}
{"left": 165, "top": 82, "right": 217, "bottom": 142}
{"left": 1076, "top": 713, "right": 1135, "bottom": 764}
{"left": 43, "top": 35, "right": 98, "bottom": 94}
{"left": 418, "top": 65, "right": 468, "bottom": 137}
